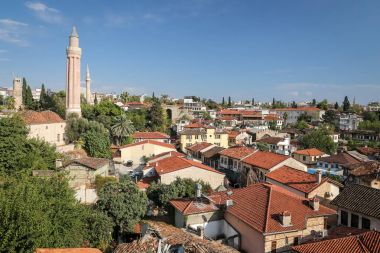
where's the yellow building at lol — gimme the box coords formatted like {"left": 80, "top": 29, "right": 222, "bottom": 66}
{"left": 179, "top": 126, "right": 228, "bottom": 152}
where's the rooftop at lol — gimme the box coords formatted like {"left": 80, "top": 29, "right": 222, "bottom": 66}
{"left": 242, "top": 151, "right": 289, "bottom": 170}
{"left": 22, "top": 110, "right": 64, "bottom": 125}
{"left": 64, "top": 157, "right": 110, "bottom": 170}
{"left": 330, "top": 184, "right": 380, "bottom": 219}
{"left": 219, "top": 146, "right": 255, "bottom": 160}
{"left": 292, "top": 231, "right": 380, "bottom": 253}
{"left": 132, "top": 131, "right": 170, "bottom": 139}
{"left": 186, "top": 142, "right": 213, "bottom": 152}
{"left": 318, "top": 152, "right": 361, "bottom": 166}
{"left": 201, "top": 146, "right": 225, "bottom": 159}
{"left": 146, "top": 156, "right": 224, "bottom": 176}
{"left": 293, "top": 148, "right": 325, "bottom": 156}
{"left": 118, "top": 140, "right": 176, "bottom": 150}
{"left": 266, "top": 166, "right": 342, "bottom": 194}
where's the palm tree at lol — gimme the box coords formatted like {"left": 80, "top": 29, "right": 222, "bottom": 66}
{"left": 111, "top": 114, "right": 135, "bottom": 146}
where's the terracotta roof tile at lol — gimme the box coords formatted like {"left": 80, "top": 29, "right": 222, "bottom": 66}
{"left": 186, "top": 142, "right": 213, "bottom": 152}
{"left": 170, "top": 197, "right": 219, "bottom": 215}
{"left": 294, "top": 148, "right": 325, "bottom": 156}
{"left": 183, "top": 122, "right": 204, "bottom": 128}
{"left": 318, "top": 152, "right": 362, "bottom": 166}
{"left": 292, "top": 231, "right": 380, "bottom": 253}
{"left": 147, "top": 151, "right": 185, "bottom": 162}
{"left": 35, "top": 249, "right": 102, "bottom": 253}
{"left": 266, "top": 166, "right": 333, "bottom": 193}
{"left": 219, "top": 146, "right": 255, "bottom": 160}
{"left": 330, "top": 184, "right": 380, "bottom": 219}
{"left": 257, "top": 137, "right": 284, "bottom": 145}
{"left": 347, "top": 161, "right": 380, "bottom": 177}
{"left": 147, "top": 156, "right": 224, "bottom": 176}
{"left": 201, "top": 146, "right": 225, "bottom": 159}
{"left": 275, "top": 107, "right": 321, "bottom": 111}
{"left": 22, "top": 110, "right": 64, "bottom": 124}
{"left": 118, "top": 140, "right": 176, "bottom": 150}
{"left": 242, "top": 151, "right": 289, "bottom": 170}
{"left": 132, "top": 131, "right": 170, "bottom": 139}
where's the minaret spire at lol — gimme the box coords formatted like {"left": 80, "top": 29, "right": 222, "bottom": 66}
{"left": 66, "top": 26, "right": 82, "bottom": 117}
{"left": 86, "top": 64, "right": 92, "bottom": 104}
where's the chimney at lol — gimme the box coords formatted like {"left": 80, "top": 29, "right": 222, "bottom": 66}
{"left": 309, "top": 197, "right": 320, "bottom": 211}
{"left": 316, "top": 170, "right": 322, "bottom": 184}
{"left": 226, "top": 199, "right": 234, "bottom": 208}
{"left": 279, "top": 211, "right": 292, "bottom": 226}
{"left": 55, "top": 159, "right": 63, "bottom": 169}
{"left": 195, "top": 183, "right": 202, "bottom": 198}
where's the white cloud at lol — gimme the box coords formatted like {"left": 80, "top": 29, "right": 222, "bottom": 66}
{"left": 0, "top": 19, "right": 29, "bottom": 46}
{"left": 25, "top": 2, "right": 63, "bottom": 24}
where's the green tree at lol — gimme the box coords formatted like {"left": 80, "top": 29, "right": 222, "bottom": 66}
{"left": 83, "top": 208, "right": 114, "bottom": 251}
{"left": 25, "top": 85, "right": 34, "bottom": 109}
{"left": 297, "top": 112, "right": 312, "bottom": 123}
{"left": 126, "top": 109, "right": 148, "bottom": 131}
{"left": 228, "top": 96, "right": 231, "bottom": 106}
{"left": 0, "top": 176, "right": 87, "bottom": 252}
{"left": 0, "top": 115, "right": 59, "bottom": 175}
{"left": 22, "top": 78, "right": 27, "bottom": 105}
{"left": 300, "top": 128, "right": 337, "bottom": 154}
{"left": 343, "top": 96, "right": 351, "bottom": 112}
{"left": 111, "top": 114, "right": 135, "bottom": 146}
{"left": 312, "top": 99, "right": 316, "bottom": 106}
{"left": 358, "top": 120, "right": 380, "bottom": 133}
{"left": 65, "top": 114, "right": 108, "bottom": 142}
{"left": 295, "top": 120, "right": 309, "bottom": 130}
{"left": 94, "top": 94, "right": 98, "bottom": 105}
{"left": 283, "top": 112, "right": 288, "bottom": 125}
{"left": 39, "top": 84, "right": 47, "bottom": 109}
{"left": 317, "top": 99, "right": 328, "bottom": 110}
{"left": 146, "top": 178, "right": 211, "bottom": 209}
{"left": 334, "top": 102, "right": 339, "bottom": 110}
{"left": 50, "top": 91, "right": 66, "bottom": 118}
{"left": 148, "top": 100, "right": 164, "bottom": 131}
{"left": 256, "top": 142, "right": 270, "bottom": 152}
{"left": 97, "top": 181, "right": 148, "bottom": 238}
{"left": 5, "top": 96, "right": 15, "bottom": 110}
{"left": 252, "top": 98, "right": 255, "bottom": 105}
{"left": 120, "top": 91, "right": 130, "bottom": 103}
{"left": 83, "top": 130, "right": 111, "bottom": 158}
{"left": 322, "top": 110, "right": 339, "bottom": 125}
{"left": 363, "top": 111, "right": 378, "bottom": 122}
{"left": 222, "top": 97, "right": 225, "bottom": 105}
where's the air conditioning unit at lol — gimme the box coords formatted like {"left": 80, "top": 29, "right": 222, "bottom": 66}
{"left": 226, "top": 199, "right": 234, "bottom": 207}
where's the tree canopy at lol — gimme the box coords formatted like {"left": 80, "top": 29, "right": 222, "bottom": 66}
{"left": 300, "top": 128, "right": 337, "bottom": 155}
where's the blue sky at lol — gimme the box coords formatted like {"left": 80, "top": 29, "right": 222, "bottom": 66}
{"left": 0, "top": 0, "right": 379, "bottom": 104}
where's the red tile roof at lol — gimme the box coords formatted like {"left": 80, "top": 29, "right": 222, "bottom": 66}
{"left": 318, "top": 152, "right": 361, "bottom": 166}
{"left": 147, "top": 151, "right": 185, "bottom": 162}
{"left": 275, "top": 107, "right": 321, "bottom": 111}
{"left": 225, "top": 183, "right": 335, "bottom": 233}
{"left": 257, "top": 136, "right": 284, "bottom": 145}
{"left": 118, "top": 140, "right": 176, "bottom": 150}
{"left": 172, "top": 183, "right": 335, "bottom": 233}
{"left": 228, "top": 131, "right": 240, "bottom": 138}
{"left": 242, "top": 151, "right": 289, "bottom": 170}
{"left": 22, "top": 110, "right": 64, "bottom": 124}
{"left": 240, "top": 110, "right": 261, "bottom": 117}
{"left": 170, "top": 197, "right": 219, "bottom": 215}
{"left": 219, "top": 109, "right": 242, "bottom": 115}
{"left": 183, "top": 122, "right": 204, "bottom": 128}
{"left": 147, "top": 156, "right": 224, "bottom": 176}
{"left": 264, "top": 114, "right": 281, "bottom": 121}
{"left": 127, "top": 102, "right": 144, "bottom": 105}
{"left": 294, "top": 148, "right": 325, "bottom": 156}
{"left": 132, "top": 131, "right": 170, "bottom": 139}
{"left": 219, "top": 146, "right": 255, "bottom": 160}
{"left": 266, "top": 166, "right": 338, "bottom": 193}
{"left": 186, "top": 142, "right": 213, "bottom": 152}
{"left": 292, "top": 231, "right": 380, "bottom": 253}
{"left": 35, "top": 249, "right": 102, "bottom": 253}
{"left": 137, "top": 176, "right": 158, "bottom": 189}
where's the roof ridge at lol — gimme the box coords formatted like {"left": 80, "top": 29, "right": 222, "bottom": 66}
{"left": 263, "top": 184, "right": 273, "bottom": 233}
{"left": 356, "top": 233, "right": 371, "bottom": 253}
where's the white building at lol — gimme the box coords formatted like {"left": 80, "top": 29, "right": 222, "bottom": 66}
{"left": 339, "top": 113, "right": 362, "bottom": 131}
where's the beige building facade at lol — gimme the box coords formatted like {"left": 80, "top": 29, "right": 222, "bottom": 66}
{"left": 179, "top": 127, "right": 228, "bottom": 152}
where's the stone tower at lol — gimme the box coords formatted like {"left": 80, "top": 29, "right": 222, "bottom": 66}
{"left": 85, "top": 64, "right": 92, "bottom": 104}
{"left": 13, "top": 77, "right": 22, "bottom": 110}
{"left": 66, "top": 26, "right": 82, "bottom": 117}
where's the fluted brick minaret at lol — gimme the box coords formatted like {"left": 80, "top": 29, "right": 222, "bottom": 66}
{"left": 86, "top": 64, "right": 92, "bottom": 104}
{"left": 66, "top": 26, "right": 82, "bottom": 117}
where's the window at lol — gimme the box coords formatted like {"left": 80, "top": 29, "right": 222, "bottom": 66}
{"left": 271, "top": 241, "right": 277, "bottom": 253}
{"left": 195, "top": 135, "right": 199, "bottom": 140}
{"left": 57, "top": 134, "right": 60, "bottom": 142}
{"left": 46, "top": 125, "right": 48, "bottom": 129}
{"left": 303, "top": 155, "right": 306, "bottom": 161}
{"left": 294, "top": 236, "right": 301, "bottom": 245}
{"left": 341, "top": 210, "right": 348, "bottom": 226}
{"left": 351, "top": 213, "right": 359, "bottom": 228}
{"left": 362, "top": 217, "right": 371, "bottom": 229}
{"left": 215, "top": 134, "right": 221, "bottom": 139}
